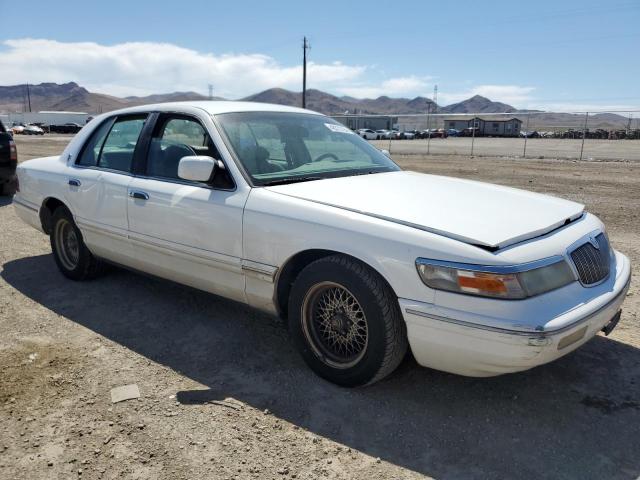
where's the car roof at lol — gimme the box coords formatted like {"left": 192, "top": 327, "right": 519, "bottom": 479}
{"left": 103, "top": 101, "right": 323, "bottom": 117}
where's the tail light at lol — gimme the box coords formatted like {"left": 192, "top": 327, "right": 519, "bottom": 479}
{"left": 9, "top": 140, "right": 17, "bottom": 162}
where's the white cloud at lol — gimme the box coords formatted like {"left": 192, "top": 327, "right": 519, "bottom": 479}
{"left": 6, "top": 39, "right": 629, "bottom": 111}
{"left": 439, "top": 85, "right": 639, "bottom": 111}
{"left": 336, "top": 76, "right": 431, "bottom": 98}
{"left": 519, "top": 102, "right": 640, "bottom": 113}
{"left": 439, "top": 84, "right": 536, "bottom": 106}
{"left": 0, "top": 38, "right": 366, "bottom": 98}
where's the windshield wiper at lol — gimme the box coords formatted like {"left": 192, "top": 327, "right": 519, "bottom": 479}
{"left": 261, "top": 176, "right": 324, "bottom": 186}
{"left": 351, "top": 169, "right": 385, "bottom": 176}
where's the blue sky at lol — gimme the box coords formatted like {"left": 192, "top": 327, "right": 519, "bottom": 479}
{"left": 1, "top": 0, "right": 639, "bottom": 110}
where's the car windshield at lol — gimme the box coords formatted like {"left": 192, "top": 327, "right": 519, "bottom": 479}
{"left": 216, "top": 112, "right": 400, "bottom": 186}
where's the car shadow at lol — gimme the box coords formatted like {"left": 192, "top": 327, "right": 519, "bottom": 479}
{"left": 0, "top": 196, "right": 13, "bottom": 207}
{"left": 2, "top": 254, "right": 639, "bottom": 479}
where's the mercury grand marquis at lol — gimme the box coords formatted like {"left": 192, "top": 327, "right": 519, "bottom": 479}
{"left": 13, "top": 102, "right": 631, "bottom": 386}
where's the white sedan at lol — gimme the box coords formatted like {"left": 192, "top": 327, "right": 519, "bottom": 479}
{"left": 357, "top": 128, "right": 379, "bottom": 140}
{"left": 23, "top": 125, "right": 45, "bottom": 135}
{"left": 13, "top": 101, "right": 631, "bottom": 386}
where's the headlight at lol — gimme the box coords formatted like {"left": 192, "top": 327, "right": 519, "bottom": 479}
{"left": 415, "top": 257, "right": 575, "bottom": 299}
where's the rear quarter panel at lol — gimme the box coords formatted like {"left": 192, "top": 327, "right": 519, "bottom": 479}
{"left": 15, "top": 156, "right": 74, "bottom": 217}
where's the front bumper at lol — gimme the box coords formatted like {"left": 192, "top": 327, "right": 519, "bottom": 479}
{"left": 400, "top": 250, "right": 631, "bottom": 377}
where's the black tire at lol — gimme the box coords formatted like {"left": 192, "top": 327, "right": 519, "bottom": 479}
{"left": 49, "top": 206, "right": 103, "bottom": 280}
{"left": 288, "top": 255, "right": 408, "bottom": 387}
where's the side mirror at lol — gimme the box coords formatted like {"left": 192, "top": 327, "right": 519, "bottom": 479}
{"left": 178, "top": 156, "right": 217, "bottom": 182}
{"left": 380, "top": 149, "right": 391, "bottom": 158}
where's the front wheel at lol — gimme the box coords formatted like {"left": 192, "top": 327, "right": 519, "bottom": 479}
{"left": 50, "top": 206, "right": 104, "bottom": 280}
{"left": 288, "top": 255, "right": 408, "bottom": 387}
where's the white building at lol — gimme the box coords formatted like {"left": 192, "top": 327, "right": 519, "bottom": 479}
{"left": 0, "top": 111, "right": 91, "bottom": 127}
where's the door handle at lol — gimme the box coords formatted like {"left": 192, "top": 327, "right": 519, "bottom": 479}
{"left": 129, "top": 190, "right": 149, "bottom": 200}
{"left": 68, "top": 179, "right": 81, "bottom": 187}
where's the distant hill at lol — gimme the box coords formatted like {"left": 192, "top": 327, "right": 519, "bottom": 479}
{"left": 242, "top": 88, "right": 438, "bottom": 115}
{"left": 440, "top": 95, "right": 517, "bottom": 114}
{"left": 0, "top": 82, "right": 631, "bottom": 129}
{"left": 0, "top": 82, "right": 215, "bottom": 114}
{"left": 0, "top": 82, "right": 141, "bottom": 113}
{"left": 125, "top": 91, "right": 216, "bottom": 104}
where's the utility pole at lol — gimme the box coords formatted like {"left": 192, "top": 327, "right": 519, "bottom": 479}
{"left": 26, "top": 83, "right": 32, "bottom": 112}
{"left": 579, "top": 112, "right": 588, "bottom": 161}
{"left": 426, "top": 85, "right": 437, "bottom": 155}
{"left": 208, "top": 84, "right": 214, "bottom": 100}
{"left": 302, "top": 36, "right": 309, "bottom": 109}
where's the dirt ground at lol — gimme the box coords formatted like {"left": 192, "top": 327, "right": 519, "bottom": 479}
{"left": 371, "top": 137, "right": 640, "bottom": 161}
{"left": 1, "top": 135, "right": 639, "bottom": 480}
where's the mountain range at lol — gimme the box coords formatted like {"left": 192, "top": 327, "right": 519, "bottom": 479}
{"left": 0, "top": 82, "right": 631, "bottom": 129}
{"left": 0, "top": 82, "right": 495, "bottom": 115}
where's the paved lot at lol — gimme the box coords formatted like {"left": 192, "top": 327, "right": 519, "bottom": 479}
{"left": 372, "top": 137, "right": 640, "bottom": 161}
{"left": 1, "top": 135, "right": 639, "bottom": 479}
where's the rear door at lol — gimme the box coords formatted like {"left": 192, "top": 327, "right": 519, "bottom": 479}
{"left": 126, "top": 113, "right": 247, "bottom": 302}
{"left": 67, "top": 114, "right": 149, "bottom": 264}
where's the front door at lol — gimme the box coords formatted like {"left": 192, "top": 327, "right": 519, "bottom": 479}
{"left": 126, "top": 114, "right": 248, "bottom": 302}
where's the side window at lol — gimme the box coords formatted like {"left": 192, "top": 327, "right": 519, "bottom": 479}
{"left": 98, "top": 116, "right": 146, "bottom": 173}
{"left": 147, "top": 116, "right": 219, "bottom": 180}
{"left": 76, "top": 119, "right": 114, "bottom": 167}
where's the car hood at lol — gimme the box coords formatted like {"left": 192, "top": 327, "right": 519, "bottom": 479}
{"left": 264, "top": 171, "right": 584, "bottom": 249}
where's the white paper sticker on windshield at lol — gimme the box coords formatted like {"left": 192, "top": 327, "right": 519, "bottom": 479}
{"left": 325, "top": 123, "right": 355, "bottom": 134}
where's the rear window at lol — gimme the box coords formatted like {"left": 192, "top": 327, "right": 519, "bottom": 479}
{"left": 76, "top": 115, "right": 147, "bottom": 172}
{"left": 77, "top": 119, "right": 114, "bottom": 167}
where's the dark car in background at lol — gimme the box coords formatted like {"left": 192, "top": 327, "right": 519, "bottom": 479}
{"left": 0, "top": 120, "right": 18, "bottom": 195}
{"left": 420, "top": 129, "right": 448, "bottom": 139}
{"left": 49, "top": 122, "right": 83, "bottom": 134}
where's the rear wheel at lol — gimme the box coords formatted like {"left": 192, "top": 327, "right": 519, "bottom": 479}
{"left": 50, "top": 206, "right": 103, "bottom": 280}
{"left": 288, "top": 255, "right": 408, "bottom": 387}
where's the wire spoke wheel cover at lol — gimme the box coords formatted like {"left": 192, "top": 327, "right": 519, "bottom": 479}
{"left": 302, "top": 281, "right": 369, "bottom": 369}
{"left": 55, "top": 218, "right": 80, "bottom": 270}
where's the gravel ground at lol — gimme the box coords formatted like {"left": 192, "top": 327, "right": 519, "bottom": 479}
{"left": 371, "top": 137, "right": 640, "bottom": 161}
{"left": 1, "top": 135, "right": 639, "bottom": 480}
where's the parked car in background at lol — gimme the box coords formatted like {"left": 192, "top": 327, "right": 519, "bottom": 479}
{"left": 421, "top": 129, "right": 448, "bottom": 139}
{"left": 520, "top": 131, "right": 540, "bottom": 138}
{"left": 50, "top": 123, "right": 84, "bottom": 134}
{"left": 398, "top": 130, "right": 416, "bottom": 140}
{"left": 375, "top": 129, "right": 392, "bottom": 139}
{"left": 13, "top": 101, "right": 631, "bottom": 386}
{"left": 446, "top": 128, "right": 460, "bottom": 137}
{"left": 357, "top": 128, "right": 379, "bottom": 140}
{"left": 11, "top": 124, "right": 25, "bottom": 135}
{"left": 23, "top": 124, "right": 45, "bottom": 135}
{"left": 0, "top": 119, "right": 18, "bottom": 195}
{"left": 459, "top": 127, "right": 480, "bottom": 137}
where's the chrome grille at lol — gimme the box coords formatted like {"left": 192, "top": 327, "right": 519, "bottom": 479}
{"left": 570, "top": 233, "right": 611, "bottom": 285}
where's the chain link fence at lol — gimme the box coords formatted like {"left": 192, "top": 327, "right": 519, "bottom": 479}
{"left": 332, "top": 111, "right": 640, "bottom": 161}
